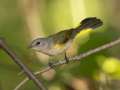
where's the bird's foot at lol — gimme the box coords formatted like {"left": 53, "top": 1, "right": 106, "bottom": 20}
{"left": 65, "top": 52, "right": 69, "bottom": 64}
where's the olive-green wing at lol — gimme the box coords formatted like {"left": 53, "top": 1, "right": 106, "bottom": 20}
{"left": 49, "top": 29, "right": 74, "bottom": 44}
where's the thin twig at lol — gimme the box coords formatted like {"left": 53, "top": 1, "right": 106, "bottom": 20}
{"left": 0, "top": 38, "right": 47, "bottom": 90}
{"left": 14, "top": 38, "right": 120, "bottom": 90}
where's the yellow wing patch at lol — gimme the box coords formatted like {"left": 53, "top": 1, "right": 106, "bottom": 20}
{"left": 54, "top": 43, "right": 65, "bottom": 50}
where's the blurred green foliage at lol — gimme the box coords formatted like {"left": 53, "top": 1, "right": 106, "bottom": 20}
{"left": 0, "top": 0, "right": 120, "bottom": 90}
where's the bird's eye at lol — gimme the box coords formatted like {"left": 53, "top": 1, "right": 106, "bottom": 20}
{"left": 36, "top": 42, "right": 41, "bottom": 45}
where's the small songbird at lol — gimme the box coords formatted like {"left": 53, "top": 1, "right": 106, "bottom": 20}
{"left": 29, "top": 17, "right": 103, "bottom": 62}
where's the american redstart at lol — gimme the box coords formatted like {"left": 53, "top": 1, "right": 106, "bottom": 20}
{"left": 29, "top": 17, "right": 103, "bottom": 62}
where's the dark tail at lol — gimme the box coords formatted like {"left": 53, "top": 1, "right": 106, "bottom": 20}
{"left": 75, "top": 17, "right": 103, "bottom": 32}
{"left": 71, "top": 17, "right": 103, "bottom": 39}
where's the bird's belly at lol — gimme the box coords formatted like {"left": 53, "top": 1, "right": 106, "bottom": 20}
{"left": 47, "top": 40, "right": 72, "bottom": 56}
{"left": 48, "top": 48, "right": 65, "bottom": 56}
{"left": 38, "top": 44, "right": 66, "bottom": 56}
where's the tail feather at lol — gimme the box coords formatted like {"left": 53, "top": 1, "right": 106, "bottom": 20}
{"left": 70, "top": 17, "right": 103, "bottom": 39}
{"left": 76, "top": 17, "right": 103, "bottom": 30}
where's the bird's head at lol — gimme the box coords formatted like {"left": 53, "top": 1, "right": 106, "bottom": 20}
{"left": 29, "top": 38, "right": 49, "bottom": 52}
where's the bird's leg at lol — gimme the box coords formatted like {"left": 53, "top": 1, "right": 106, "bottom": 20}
{"left": 65, "top": 52, "right": 69, "bottom": 64}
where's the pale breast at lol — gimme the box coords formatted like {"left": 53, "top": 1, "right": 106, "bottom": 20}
{"left": 46, "top": 40, "right": 73, "bottom": 56}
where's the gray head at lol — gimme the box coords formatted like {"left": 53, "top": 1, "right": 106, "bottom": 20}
{"left": 29, "top": 37, "right": 49, "bottom": 52}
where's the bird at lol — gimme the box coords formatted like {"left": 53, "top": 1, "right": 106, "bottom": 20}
{"left": 29, "top": 17, "right": 103, "bottom": 63}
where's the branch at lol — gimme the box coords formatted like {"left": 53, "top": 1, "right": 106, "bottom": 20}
{"left": 14, "top": 37, "right": 120, "bottom": 90}
{"left": 0, "top": 38, "right": 47, "bottom": 90}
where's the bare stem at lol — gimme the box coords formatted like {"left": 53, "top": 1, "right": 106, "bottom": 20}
{"left": 0, "top": 38, "right": 47, "bottom": 90}
{"left": 14, "top": 38, "right": 120, "bottom": 90}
